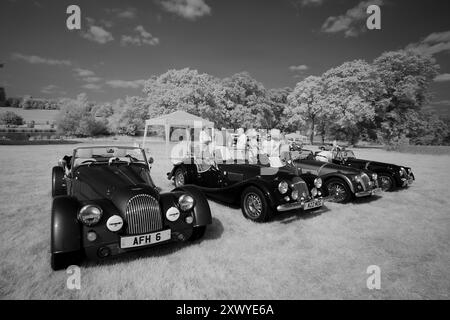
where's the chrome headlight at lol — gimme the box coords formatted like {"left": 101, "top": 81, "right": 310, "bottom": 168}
{"left": 314, "top": 177, "right": 322, "bottom": 188}
{"left": 399, "top": 167, "right": 406, "bottom": 176}
{"left": 354, "top": 175, "right": 362, "bottom": 183}
{"left": 291, "top": 189, "right": 299, "bottom": 200}
{"left": 78, "top": 205, "right": 103, "bottom": 226}
{"left": 178, "top": 194, "right": 194, "bottom": 211}
{"left": 278, "top": 181, "right": 289, "bottom": 194}
{"left": 311, "top": 188, "right": 318, "bottom": 197}
{"left": 372, "top": 173, "right": 378, "bottom": 181}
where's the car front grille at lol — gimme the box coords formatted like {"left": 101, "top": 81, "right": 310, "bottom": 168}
{"left": 292, "top": 178, "right": 310, "bottom": 199}
{"left": 360, "top": 173, "right": 371, "bottom": 190}
{"left": 124, "top": 194, "right": 163, "bottom": 235}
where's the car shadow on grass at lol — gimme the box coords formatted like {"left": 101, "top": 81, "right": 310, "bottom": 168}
{"left": 207, "top": 198, "right": 330, "bottom": 225}
{"left": 351, "top": 194, "right": 383, "bottom": 205}
{"left": 273, "top": 206, "right": 331, "bottom": 224}
{"left": 83, "top": 217, "right": 224, "bottom": 269}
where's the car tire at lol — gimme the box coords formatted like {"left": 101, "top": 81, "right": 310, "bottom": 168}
{"left": 52, "top": 166, "right": 66, "bottom": 197}
{"left": 240, "top": 186, "right": 272, "bottom": 222}
{"left": 378, "top": 173, "right": 395, "bottom": 191}
{"left": 51, "top": 251, "right": 82, "bottom": 271}
{"left": 325, "top": 178, "right": 352, "bottom": 203}
{"left": 188, "top": 226, "right": 206, "bottom": 241}
{"left": 174, "top": 167, "right": 187, "bottom": 187}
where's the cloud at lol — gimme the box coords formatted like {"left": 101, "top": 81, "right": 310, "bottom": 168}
{"left": 321, "top": 0, "right": 383, "bottom": 37}
{"left": 406, "top": 30, "right": 450, "bottom": 56}
{"left": 120, "top": 25, "right": 160, "bottom": 46}
{"left": 81, "top": 19, "right": 114, "bottom": 44}
{"left": 11, "top": 53, "right": 72, "bottom": 66}
{"left": 159, "top": 0, "right": 211, "bottom": 21}
{"left": 106, "top": 79, "right": 147, "bottom": 89}
{"left": 73, "top": 68, "right": 95, "bottom": 77}
{"left": 81, "top": 83, "right": 103, "bottom": 91}
{"left": 41, "top": 85, "right": 58, "bottom": 94}
{"left": 83, "top": 77, "right": 102, "bottom": 83}
{"left": 434, "top": 73, "right": 450, "bottom": 82}
{"left": 106, "top": 7, "right": 137, "bottom": 19}
{"left": 289, "top": 65, "right": 309, "bottom": 72}
{"left": 299, "top": 0, "right": 324, "bottom": 7}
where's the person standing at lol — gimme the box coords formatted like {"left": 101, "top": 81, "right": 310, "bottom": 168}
{"left": 236, "top": 128, "right": 247, "bottom": 162}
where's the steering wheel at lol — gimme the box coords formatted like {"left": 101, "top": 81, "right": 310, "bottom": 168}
{"left": 125, "top": 154, "right": 139, "bottom": 162}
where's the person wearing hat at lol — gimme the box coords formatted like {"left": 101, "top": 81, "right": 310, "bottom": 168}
{"left": 236, "top": 127, "right": 247, "bottom": 162}
{"left": 246, "top": 128, "right": 259, "bottom": 164}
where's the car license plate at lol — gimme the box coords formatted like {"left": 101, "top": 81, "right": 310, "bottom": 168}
{"left": 372, "top": 187, "right": 382, "bottom": 194}
{"left": 304, "top": 199, "right": 323, "bottom": 210}
{"left": 120, "top": 229, "right": 171, "bottom": 249}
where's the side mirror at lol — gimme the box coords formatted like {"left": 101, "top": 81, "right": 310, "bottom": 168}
{"left": 148, "top": 157, "right": 154, "bottom": 164}
{"left": 58, "top": 159, "right": 66, "bottom": 168}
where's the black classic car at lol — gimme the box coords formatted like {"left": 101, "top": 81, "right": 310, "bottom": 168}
{"left": 50, "top": 146, "right": 212, "bottom": 270}
{"left": 167, "top": 146, "right": 324, "bottom": 222}
{"left": 282, "top": 150, "right": 381, "bottom": 203}
{"left": 320, "top": 149, "right": 415, "bottom": 191}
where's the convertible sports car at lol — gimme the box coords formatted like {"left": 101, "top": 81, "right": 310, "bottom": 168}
{"left": 317, "top": 148, "right": 415, "bottom": 191}
{"left": 282, "top": 150, "right": 381, "bottom": 203}
{"left": 50, "top": 146, "right": 212, "bottom": 270}
{"left": 167, "top": 146, "right": 324, "bottom": 222}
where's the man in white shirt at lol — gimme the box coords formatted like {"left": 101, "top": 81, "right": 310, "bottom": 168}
{"left": 236, "top": 128, "right": 247, "bottom": 161}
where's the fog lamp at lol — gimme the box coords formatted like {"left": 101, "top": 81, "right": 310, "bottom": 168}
{"left": 291, "top": 189, "right": 299, "bottom": 200}
{"left": 185, "top": 216, "right": 194, "bottom": 224}
{"left": 311, "top": 188, "right": 318, "bottom": 197}
{"left": 87, "top": 231, "right": 97, "bottom": 242}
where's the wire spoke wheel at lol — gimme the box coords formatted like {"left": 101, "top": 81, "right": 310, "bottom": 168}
{"left": 379, "top": 175, "right": 393, "bottom": 191}
{"left": 175, "top": 169, "right": 185, "bottom": 187}
{"left": 327, "top": 182, "right": 348, "bottom": 203}
{"left": 244, "top": 193, "right": 263, "bottom": 219}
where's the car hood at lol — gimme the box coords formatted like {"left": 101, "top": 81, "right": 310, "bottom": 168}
{"left": 348, "top": 158, "right": 402, "bottom": 170}
{"left": 295, "top": 159, "right": 362, "bottom": 176}
{"left": 74, "top": 164, "right": 158, "bottom": 205}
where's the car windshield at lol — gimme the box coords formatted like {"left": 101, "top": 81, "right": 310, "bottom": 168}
{"left": 334, "top": 150, "right": 356, "bottom": 160}
{"left": 73, "top": 147, "right": 146, "bottom": 167}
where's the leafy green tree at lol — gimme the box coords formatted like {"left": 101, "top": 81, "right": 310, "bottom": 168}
{"left": 286, "top": 76, "right": 325, "bottom": 145}
{"left": 0, "top": 111, "right": 24, "bottom": 126}
{"left": 320, "top": 60, "right": 386, "bottom": 144}
{"left": 373, "top": 50, "right": 439, "bottom": 143}
{"left": 56, "top": 93, "right": 107, "bottom": 137}
{"left": 143, "top": 68, "right": 220, "bottom": 122}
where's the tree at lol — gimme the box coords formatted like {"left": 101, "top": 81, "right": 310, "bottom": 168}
{"left": 320, "top": 60, "right": 386, "bottom": 144}
{"left": 114, "top": 96, "right": 152, "bottom": 135}
{"left": 143, "top": 68, "right": 220, "bottom": 123}
{"left": 0, "top": 111, "right": 24, "bottom": 126}
{"left": 218, "top": 72, "right": 272, "bottom": 129}
{"left": 266, "top": 87, "right": 292, "bottom": 130}
{"left": 373, "top": 50, "right": 439, "bottom": 143}
{"left": 286, "top": 76, "right": 325, "bottom": 145}
{"left": 55, "top": 93, "right": 108, "bottom": 137}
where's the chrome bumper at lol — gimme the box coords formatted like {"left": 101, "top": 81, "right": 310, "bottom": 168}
{"left": 355, "top": 187, "right": 382, "bottom": 197}
{"left": 276, "top": 198, "right": 323, "bottom": 212}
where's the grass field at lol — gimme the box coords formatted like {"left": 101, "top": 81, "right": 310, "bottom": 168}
{"left": 0, "top": 140, "right": 449, "bottom": 299}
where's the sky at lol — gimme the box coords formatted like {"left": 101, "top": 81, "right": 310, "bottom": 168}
{"left": 0, "top": 0, "right": 449, "bottom": 112}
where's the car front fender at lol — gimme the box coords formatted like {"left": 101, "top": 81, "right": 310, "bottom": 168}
{"left": 51, "top": 196, "right": 82, "bottom": 255}
{"left": 173, "top": 185, "right": 212, "bottom": 227}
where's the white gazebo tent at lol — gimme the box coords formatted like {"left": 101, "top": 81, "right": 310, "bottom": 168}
{"left": 143, "top": 110, "right": 215, "bottom": 150}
